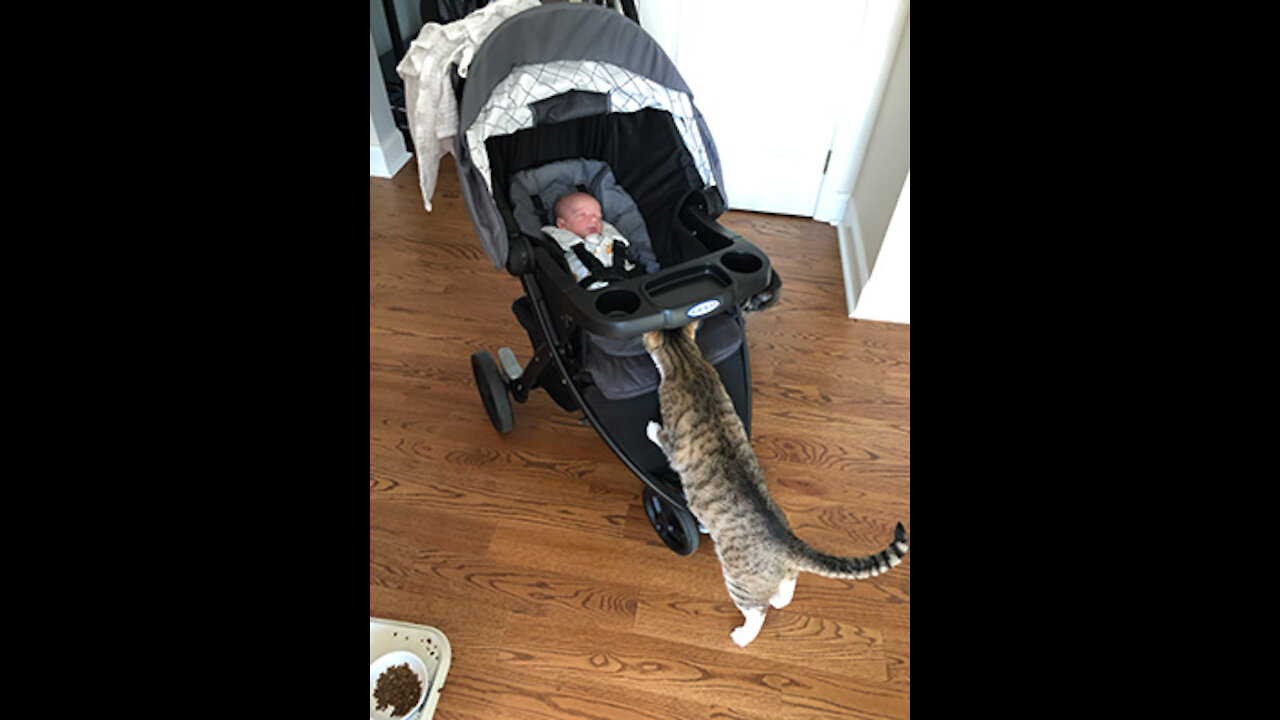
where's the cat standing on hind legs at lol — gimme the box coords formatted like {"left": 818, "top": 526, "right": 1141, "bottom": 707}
{"left": 642, "top": 321, "right": 909, "bottom": 648}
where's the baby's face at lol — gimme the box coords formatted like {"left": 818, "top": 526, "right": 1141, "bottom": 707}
{"left": 557, "top": 195, "right": 603, "bottom": 237}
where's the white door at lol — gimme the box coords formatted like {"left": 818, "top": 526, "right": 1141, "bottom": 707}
{"left": 669, "top": 1, "right": 867, "bottom": 216}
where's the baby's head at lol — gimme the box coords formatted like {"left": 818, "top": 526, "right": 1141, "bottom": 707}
{"left": 554, "top": 192, "right": 603, "bottom": 237}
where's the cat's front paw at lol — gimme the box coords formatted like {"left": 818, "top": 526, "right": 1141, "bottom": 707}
{"left": 730, "top": 624, "right": 760, "bottom": 647}
{"left": 646, "top": 420, "right": 662, "bottom": 447}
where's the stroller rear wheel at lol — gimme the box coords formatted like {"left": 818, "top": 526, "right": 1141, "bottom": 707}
{"left": 471, "top": 351, "right": 514, "bottom": 433}
{"left": 642, "top": 486, "right": 700, "bottom": 556}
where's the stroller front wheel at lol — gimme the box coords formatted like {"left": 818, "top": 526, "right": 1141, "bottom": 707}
{"left": 471, "top": 351, "right": 514, "bottom": 433}
{"left": 642, "top": 486, "right": 700, "bottom": 556}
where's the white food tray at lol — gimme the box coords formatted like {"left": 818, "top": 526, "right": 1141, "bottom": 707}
{"left": 370, "top": 617, "right": 451, "bottom": 719}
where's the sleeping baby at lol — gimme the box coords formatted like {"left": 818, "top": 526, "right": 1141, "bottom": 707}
{"left": 542, "top": 192, "right": 639, "bottom": 290}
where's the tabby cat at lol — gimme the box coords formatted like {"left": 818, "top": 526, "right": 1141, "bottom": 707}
{"left": 642, "top": 322, "right": 909, "bottom": 647}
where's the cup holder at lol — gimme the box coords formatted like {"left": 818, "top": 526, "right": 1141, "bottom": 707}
{"left": 595, "top": 289, "right": 641, "bottom": 317}
{"left": 721, "top": 251, "right": 764, "bottom": 274}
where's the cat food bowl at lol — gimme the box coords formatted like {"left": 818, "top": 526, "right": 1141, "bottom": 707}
{"left": 370, "top": 650, "right": 429, "bottom": 719}
{"left": 370, "top": 619, "right": 451, "bottom": 720}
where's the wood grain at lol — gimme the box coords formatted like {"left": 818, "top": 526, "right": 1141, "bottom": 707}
{"left": 371, "top": 156, "right": 910, "bottom": 718}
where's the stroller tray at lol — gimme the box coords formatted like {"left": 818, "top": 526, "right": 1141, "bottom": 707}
{"left": 538, "top": 234, "right": 772, "bottom": 338}
{"left": 644, "top": 264, "right": 731, "bottom": 304}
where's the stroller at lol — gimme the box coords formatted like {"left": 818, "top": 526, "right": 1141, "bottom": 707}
{"left": 452, "top": 2, "right": 781, "bottom": 555}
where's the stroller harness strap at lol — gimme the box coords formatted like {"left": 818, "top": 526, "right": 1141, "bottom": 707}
{"left": 570, "top": 240, "right": 641, "bottom": 288}
{"left": 529, "top": 193, "right": 552, "bottom": 226}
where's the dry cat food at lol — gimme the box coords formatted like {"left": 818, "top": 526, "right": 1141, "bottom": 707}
{"left": 373, "top": 662, "right": 423, "bottom": 716}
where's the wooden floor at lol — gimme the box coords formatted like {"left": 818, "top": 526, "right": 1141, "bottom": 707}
{"left": 370, "top": 156, "right": 910, "bottom": 720}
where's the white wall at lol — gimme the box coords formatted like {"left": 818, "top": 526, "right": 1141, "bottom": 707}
{"left": 851, "top": 173, "right": 908, "bottom": 324}
{"left": 636, "top": 0, "right": 682, "bottom": 58}
{"left": 847, "top": 12, "right": 909, "bottom": 275}
{"left": 812, "top": 1, "right": 910, "bottom": 224}
{"left": 837, "top": 11, "right": 909, "bottom": 319}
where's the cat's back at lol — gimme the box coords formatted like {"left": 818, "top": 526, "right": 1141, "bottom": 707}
{"left": 654, "top": 330, "right": 774, "bottom": 501}
{"left": 655, "top": 330, "right": 742, "bottom": 437}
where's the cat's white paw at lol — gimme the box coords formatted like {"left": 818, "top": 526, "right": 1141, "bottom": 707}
{"left": 731, "top": 624, "right": 760, "bottom": 647}
{"left": 646, "top": 420, "right": 662, "bottom": 446}
{"left": 730, "top": 608, "right": 765, "bottom": 647}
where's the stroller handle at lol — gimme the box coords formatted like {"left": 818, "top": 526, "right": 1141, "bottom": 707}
{"left": 526, "top": 200, "right": 774, "bottom": 339}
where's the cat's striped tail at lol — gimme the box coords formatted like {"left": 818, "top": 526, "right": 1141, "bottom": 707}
{"left": 790, "top": 522, "right": 909, "bottom": 580}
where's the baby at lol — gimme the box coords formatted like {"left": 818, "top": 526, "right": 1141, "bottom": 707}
{"left": 542, "top": 192, "right": 637, "bottom": 290}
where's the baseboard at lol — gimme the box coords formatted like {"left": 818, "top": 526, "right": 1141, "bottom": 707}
{"left": 836, "top": 203, "right": 869, "bottom": 317}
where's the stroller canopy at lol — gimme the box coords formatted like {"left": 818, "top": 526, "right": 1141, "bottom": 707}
{"left": 454, "top": 2, "right": 726, "bottom": 270}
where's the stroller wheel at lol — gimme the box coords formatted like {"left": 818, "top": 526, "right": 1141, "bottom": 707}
{"left": 471, "top": 351, "right": 514, "bottom": 433}
{"left": 642, "top": 486, "right": 700, "bottom": 556}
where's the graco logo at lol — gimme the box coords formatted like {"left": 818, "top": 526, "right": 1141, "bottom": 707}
{"left": 687, "top": 299, "right": 721, "bottom": 318}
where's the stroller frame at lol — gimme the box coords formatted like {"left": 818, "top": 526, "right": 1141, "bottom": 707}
{"left": 472, "top": 185, "right": 777, "bottom": 556}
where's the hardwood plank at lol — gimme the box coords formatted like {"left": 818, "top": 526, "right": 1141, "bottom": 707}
{"left": 437, "top": 660, "right": 687, "bottom": 720}
{"left": 497, "top": 612, "right": 909, "bottom": 720}
{"left": 369, "top": 501, "right": 498, "bottom": 561}
{"left": 415, "top": 549, "right": 641, "bottom": 631}
{"left": 498, "top": 613, "right": 783, "bottom": 720}
{"left": 484, "top": 521, "right": 729, "bottom": 602}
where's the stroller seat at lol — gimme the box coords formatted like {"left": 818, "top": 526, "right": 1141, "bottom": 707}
{"left": 508, "top": 156, "right": 744, "bottom": 401}
{"left": 509, "top": 157, "right": 661, "bottom": 278}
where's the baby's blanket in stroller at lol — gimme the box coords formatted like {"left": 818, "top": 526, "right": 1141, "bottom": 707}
{"left": 395, "top": 0, "right": 541, "bottom": 211}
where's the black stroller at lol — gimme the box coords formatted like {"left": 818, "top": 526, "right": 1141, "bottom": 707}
{"left": 452, "top": 3, "right": 780, "bottom": 555}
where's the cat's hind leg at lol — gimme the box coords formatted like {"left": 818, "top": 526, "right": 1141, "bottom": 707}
{"left": 730, "top": 606, "right": 766, "bottom": 647}
{"left": 724, "top": 574, "right": 769, "bottom": 646}
{"left": 769, "top": 570, "right": 799, "bottom": 609}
